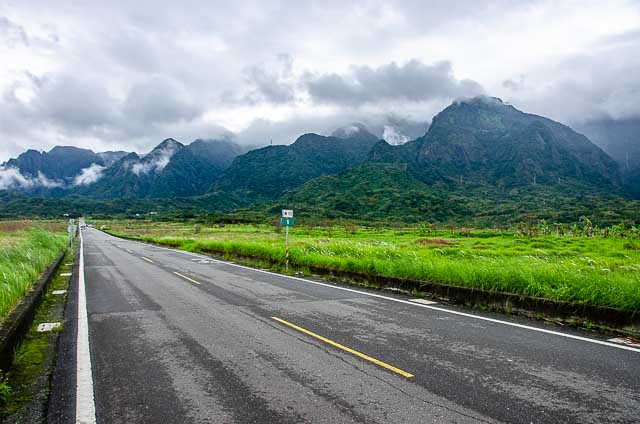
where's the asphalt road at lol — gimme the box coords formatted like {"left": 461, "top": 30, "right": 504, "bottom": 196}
{"left": 49, "top": 227, "right": 640, "bottom": 423}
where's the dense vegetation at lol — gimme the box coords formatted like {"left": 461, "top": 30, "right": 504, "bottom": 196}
{"left": 276, "top": 163, "right": 640, "bottom": 226}
{"left": 101, "top": 220, "right": 640, "bottom": 311}
{"left": 0, "top": 222, "right": 67, "bottom": 320}
{"left": 215, "top": 130, "right": 380, "bottom": 200}
{"left": 3, "top": 182, "right": 638, "bottom": 228}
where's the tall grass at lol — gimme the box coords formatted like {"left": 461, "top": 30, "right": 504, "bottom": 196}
{"left": 0, "top": 229, "right": 67, "bottom": 320}
{"left": 102, "top": 221, "right": 640, "bottom": 311}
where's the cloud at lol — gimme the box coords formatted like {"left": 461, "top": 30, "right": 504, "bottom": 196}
{"left": 382, "top": 125, "right": 409, "bottom": 145}
{"left": 0, "top": 16, "right": 28, "bottom": 48}
{"left": 1, "top": 1, "right": 639, "bottom": 162}
{"left": 131, "top": 142, "right": 179, "bottom": 175}
{"left": 0, "top": 166, "right": 32, "bottom": 189}
{"left": 304, "top": 60, "right": 484, "bottom": 106}
{"left": 34, "top": 73, "right": 120, "bottom": 130}
{"left": 244, "top": 53, "right": 296, "bottom": 104}
{"left": 500, "top": 31, "right": 640, "bottom": 124}
{"left": 0, "top": 166, "right": 63, "bottom": 190}
{"left": 333, "top": 124, "right": 362, "bottom": 138}
{"left": 123, "top": 75, "right": 201, "bottom": 124}
{"left": 73, "top": 163, "right": 106, "bottom": 186}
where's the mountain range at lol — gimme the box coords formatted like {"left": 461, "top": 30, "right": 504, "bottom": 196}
{"left": 1, "top": 96, "right": 637, "bottom": 223}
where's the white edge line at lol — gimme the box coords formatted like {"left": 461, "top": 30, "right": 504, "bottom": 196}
{"left": 77, "top": 227, "right": 97, "bottom": 423}
{"left": 101, "top": 230, "right": 640, "bottom": 354}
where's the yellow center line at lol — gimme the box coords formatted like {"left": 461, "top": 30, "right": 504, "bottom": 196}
{"left": 173, "top": 271, "right": 202, "bottom": 285}
{"left": 271, "top": 316, "right": 414, "bottom": 378}
{"left": 141, "top": 256, "right": 154, "bottom": 263}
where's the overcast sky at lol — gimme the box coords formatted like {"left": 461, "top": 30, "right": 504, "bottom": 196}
{"left": 1, "top": 0, "right": 639, "bottom": 161}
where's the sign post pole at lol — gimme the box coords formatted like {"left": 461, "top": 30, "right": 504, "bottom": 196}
{"left": 285, "top": 225, "right": 289, "bottom": 271}
{"left": 281, "top": 209, "right": 294, "bottom": 271}
{"left": 68, "top": 218, "right": 75, "bottom": 248}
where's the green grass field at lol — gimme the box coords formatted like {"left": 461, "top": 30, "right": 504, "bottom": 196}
{"left": 0, "top": 221, "right": 68, "bottom": 320}
{"left": 100, "top": 220, "right": 640, "bottom": 311}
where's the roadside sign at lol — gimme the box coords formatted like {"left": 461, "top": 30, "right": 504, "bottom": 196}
{"left": 280, "top": 211, "right": 294, "bottom": 270}
{"left": 281, "top": 217, "right": 295, "bottom": 226}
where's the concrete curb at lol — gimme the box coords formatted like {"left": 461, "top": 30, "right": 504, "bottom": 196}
{"left": 0, "top": 251, "right": 66, "bottom": 373}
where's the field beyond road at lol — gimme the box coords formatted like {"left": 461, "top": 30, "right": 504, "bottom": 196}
{"left": 0, "top": 221, "right": 67, "bottom": 320}
{"left": 100, "top": 220, "right": 640, "bottom": 312}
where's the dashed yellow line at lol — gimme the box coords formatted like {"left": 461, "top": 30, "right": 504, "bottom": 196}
{"left": 141, "top": 256, "right": 154, "bottom": 263}
{"left": 271, "top": 316, "right": 414, "bottom": 378}
{"left": 173, "top": 271, "right": 202, "bottom": 285}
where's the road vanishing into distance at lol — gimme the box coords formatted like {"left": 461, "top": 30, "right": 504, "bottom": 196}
{"left": 48, "top": 226, "right": 640, "bottom": 423}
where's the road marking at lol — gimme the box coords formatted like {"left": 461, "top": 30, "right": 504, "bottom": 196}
{"left": 272, "top": 317, "right": 413, "bottom": 378}
{"left": 173, "top": 271, "right": 202, "bottom": 285}
{"left": 77, "top": 225, "right": 97, "bottom": 423}
{"left": 141, "top": 256, "right": 154, "bottom": 263}
{"left": 409, "top": 298, "right": 438, "bottom": 305}
{"left": 103, "top": 231, "right": 640, "bottom": 354}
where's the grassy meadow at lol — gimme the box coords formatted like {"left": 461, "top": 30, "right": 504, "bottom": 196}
{"left": 0, "top": 221, "right": 68, "bottom": 320}
{"left": 100, "top": 220, "right": 640, "bottom": 311}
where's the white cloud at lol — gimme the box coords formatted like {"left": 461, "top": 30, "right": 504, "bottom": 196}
{"left": 131, "top": 142, "right": 179, "bottom": 175}
{"left": 73, "top": 163, "right": 106, "bottom": 186}
{"left": 382, "top": 125, "right": 409, "bottom": 145}
{"left": 0, "top": 166, "right": 33, "bottom": 189}
{"left": 0, "top": 166, "right": 63, "bottom": 189}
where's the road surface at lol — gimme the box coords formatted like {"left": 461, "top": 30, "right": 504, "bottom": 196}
{"left": 48, "top": 227, "right": 640, "bottom": 423}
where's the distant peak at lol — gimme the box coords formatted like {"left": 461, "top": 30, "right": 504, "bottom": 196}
{"left": 155, "top": 138, "right": 182, "bottom": 148}
{"left": 49, "top": 145, "right": 94, "bottom": 154}
{"left": 149, "top": 138, "right": 183, "bottom": 155}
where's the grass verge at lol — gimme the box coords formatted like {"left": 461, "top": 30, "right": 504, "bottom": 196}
{"left": 0, "top": 248, "right": 73, "bottom": 419}
{"left": 101, "top": 221, "right": 640, "bottom": 312}
{"left": 0, "top": 229, "right": 68, "bottom": 320}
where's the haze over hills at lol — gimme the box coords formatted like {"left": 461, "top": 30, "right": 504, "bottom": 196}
{"left": 576, "top": 118, "right": 640, "bottom": 198}
{"left": 0, "top": 96, "right": 638, "bottom": 223}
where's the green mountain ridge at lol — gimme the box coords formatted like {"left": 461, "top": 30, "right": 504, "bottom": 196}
{"left": 367, "top": 97, "right": 621, "bottom": 193}
{"left": 1, "top": 96, "right": 638, "bottom": 223}
{"left": 76, "top": 138, "right": 243, "bottom": 199}
{"left": 214, "top": 129, "right": 380, "bottom": 200}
